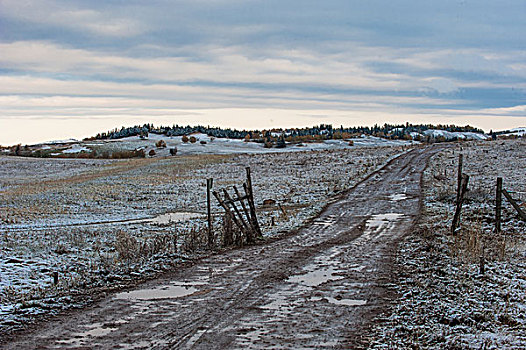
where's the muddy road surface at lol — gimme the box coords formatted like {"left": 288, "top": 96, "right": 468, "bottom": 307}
{"left": 6, "top": 146, "right": 441, "bottom": 349}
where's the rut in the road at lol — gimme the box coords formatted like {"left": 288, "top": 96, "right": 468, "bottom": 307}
{"left": 5, "top": 146, "right": 442, "bottom": 350}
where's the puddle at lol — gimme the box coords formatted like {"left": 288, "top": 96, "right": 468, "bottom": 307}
{"left": 262, "top": 291, "right": 309, "bottom": 311}
{"left": 115, "top": 282, "right": 201, "bottom": 301}
{"left": 128, "top": 212, "right": 203, "bottom": 226}
{"left": 56, "top": 322, "right": 118, "bottom": 345}
{"left": 365, "top": 213, "right": 404, "bottom": 230}
{"left": 312, "top": 296, "right": 367, "bottom": 306}
{"left": 4, "top": 211, "right": 204, "bottom": 231}
{"left": 349, "top": 265, "right": 367, "bottom": 272}
{"left": 150, "top": 212, "right": 203, "bottom": 225}
{"left": 357, "top": 213, "right": 405, "bottom": 242}
{"left": 312, "top": 215, "right": 337, "bottom": 228}
{"left": 388, "top": 193, "right": 407, "bottom": 201}
{"left": 119, "top": 340, "right": 151, "bottom": 349}
{"left": 287, "top": 266, "right": 344, "bottom": 287}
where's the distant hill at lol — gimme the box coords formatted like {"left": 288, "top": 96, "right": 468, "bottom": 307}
{"left": 85, "top": 123, "right": 486, "bottom": 143}
{"left": 3, "top": 123, "right": 522, "bottom": 159}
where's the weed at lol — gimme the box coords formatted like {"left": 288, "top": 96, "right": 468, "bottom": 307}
{"left": 114, "top": 230, "right": 138, "bottom": 261}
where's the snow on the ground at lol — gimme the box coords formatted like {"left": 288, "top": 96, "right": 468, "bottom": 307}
{"left": 500, "top": 127, "right": 526, "bottom": 137}
{"left": 61, "top": 145, "right": 90, "bottom": 154}
{"left": 0, "top": 144, "right": 409, "bottom": 333}
{"left": 43, "top": 139, "right": 79, "bottom": 145}
{"left": 422, "top": 129, "right": 490, "bottom": 141}
{"left": 90, "top": 133, "right": 418, "bottom": 157}
{"left": 369, "top": 138, "right": 526, "bottom": 349}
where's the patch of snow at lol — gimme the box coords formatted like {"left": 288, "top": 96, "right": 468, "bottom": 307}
{"left": 43, "top": 139, "right": 79, "bottom": 145}
{"left": 501, "top": 127, "right": 526, "bottom": 137}
{"left": 422, "top": 129, "right": 489, "bottom": 141}
{"left": 62, "top": 145, "right": 90, "bottom": 154}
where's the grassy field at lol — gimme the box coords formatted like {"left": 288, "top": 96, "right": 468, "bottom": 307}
{"left": 0, "top": 144, "right": 406, "bottom": 332}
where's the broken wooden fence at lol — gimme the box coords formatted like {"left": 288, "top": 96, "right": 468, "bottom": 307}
{"left": 212, "top": 167, "right": 262, "bottom": 247}
{"left": 450, "top": 154, "right": 525, "bottom": 234}
{"left": 495, "top": 177, "right": 526, "bottom": 232}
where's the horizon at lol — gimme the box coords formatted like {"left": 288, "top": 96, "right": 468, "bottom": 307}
{"left": 1, "top": 112, "right": 525, "bottom": 146}
{"left": 1, "top": 1, "right": 525, "bottom": 145}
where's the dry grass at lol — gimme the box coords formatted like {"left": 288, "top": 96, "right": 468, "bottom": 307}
{"left": 1, "top": 157, "right": 158, "bottom": 197}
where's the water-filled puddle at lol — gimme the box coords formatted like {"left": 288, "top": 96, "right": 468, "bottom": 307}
{"left": 125, "top": 212, "right": 203, "bottom": 226}
{"left": 287, "top": 266, "right": 344, "bottom": 287}
{"left": 312, "top": 296, "right": 367, "bottom": 306}
{"left": 115, "top": 282, "right": 202, "bottom": 301}
{"left": 150, "top": 212, "right": 203, "bottom": 225}
{"left": 365, "top": 213, "right": 404, "bottom": 230}
{"left": 56, "top": 322, "right": 119, "bottom": 345}
{"left": 388, "top": 193, "right": 407, "bottom": 201}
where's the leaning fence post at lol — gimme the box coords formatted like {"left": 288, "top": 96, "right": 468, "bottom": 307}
{"left": 496, "top": 177, "right": 502, "bottom": 233}
{"left": 207, "top": 178, "right": 214, "bottom": 248}
{"left": 451, "top": 173, "right": 469, "bottom": 234}
{"left": 502, "top": 189, "right": 526, "bottom": 221}
{"left": 213, "top": 191, "right": 244, "bottom": 235}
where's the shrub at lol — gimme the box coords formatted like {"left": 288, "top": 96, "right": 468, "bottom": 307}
{"left": 155, "top": 140, "right": 167, "bottom": 148}
{"left": 107, "top": 149, "right": 145, "bottom": 159}
{"left": 76, "top": 151, "right": 96, "bottom": 159}
{"left": 169, "top": 147, "right": 177, "bottom": 156}
{"left": 148, "top": 149, "right": 156, "bottom": 157}
{"left": 115, "top": 230, "right": 138, "bottom": 261}
{"left": 182, "top": 135, "right": 189, "bottom": 143}
{"left": 200, "top": 140, "right": 207, "bottom": 145}
{"left": 189, "top": 136, "right": 197, "bottom": 143}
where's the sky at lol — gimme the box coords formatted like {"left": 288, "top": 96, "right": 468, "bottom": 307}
{"left": 0, "top": 0, "right": 525, "bottom": 145}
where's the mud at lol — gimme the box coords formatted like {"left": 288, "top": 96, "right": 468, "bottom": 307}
{"left": 4, "top": 146, "right": 442, "bottom": 349}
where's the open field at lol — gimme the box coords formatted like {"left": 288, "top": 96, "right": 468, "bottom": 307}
{"left": 0, "top": 143, "right": 408, "bottom": 334}
{"left": 369, "top": 138, "right": 526, "bottom": 349}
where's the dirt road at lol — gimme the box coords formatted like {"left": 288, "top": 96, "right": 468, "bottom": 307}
{"left": 6, "top": 146, "right": 441, "bottom": 349}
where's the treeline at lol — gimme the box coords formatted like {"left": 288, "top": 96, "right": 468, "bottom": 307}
{"left": 85, "top": 122, "right": 484, "bottom": 142}
{"left": 85, "top": 124, "right": 250, "bottom": 140}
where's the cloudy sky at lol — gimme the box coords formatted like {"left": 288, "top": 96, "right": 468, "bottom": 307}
{"left": 0, "top": 0, "right": 525, "bottom": 144}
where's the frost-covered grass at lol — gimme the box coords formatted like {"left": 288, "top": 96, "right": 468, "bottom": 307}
{"left": 370, "top": 138, "right": 526, "bottom": 349}
{"left": 0, "top": 144, "right": 407, "bottom": 333}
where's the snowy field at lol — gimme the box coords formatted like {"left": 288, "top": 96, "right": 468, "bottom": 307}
{"left": 370, "top": 138, "right": 526, "bottom": 349}
{"left": 0, "top": 142, "right": 410, "bottom": 333}
{"left": 2, "top": 132, "right": 419, "bottom": 158}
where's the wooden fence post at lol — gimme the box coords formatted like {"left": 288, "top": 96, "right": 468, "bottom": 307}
{"left": 223, "top": 212, "right": 233, "bottom": 246}
{"left": 496, "top": 177, "right": 502, "bottom": 233}
{"left": 245, "top": 167, "right": 262, "bottom": 237}
{"left": 207, "top": 178, "right": 214, "bottom": 248}
{"left": 456, "top": 154, "right": 463, "bottom": 204}
{"left": 451, "top": 173, "right": 469, "bottom": 234}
